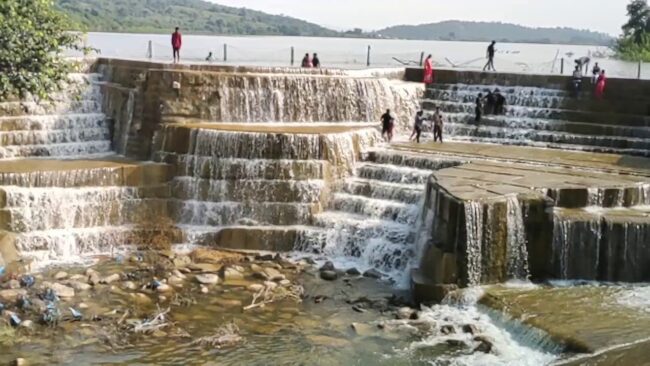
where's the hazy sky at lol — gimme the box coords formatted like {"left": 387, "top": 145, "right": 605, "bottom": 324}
{"left": 210, "top": 0, "right": 630, "bottom": 35}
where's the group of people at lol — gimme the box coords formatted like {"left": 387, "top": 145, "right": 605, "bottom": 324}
{"left": 572, "top": 61, "right": 607, "bottom": 99}
{"left": 475, "top": 90, "right": 507, "bottom": 122}
{"left": 380, "top": 108, "right": 445, "bottom": 144}
{"left": 301, "top": 53, "right": 321, "bottom": 68}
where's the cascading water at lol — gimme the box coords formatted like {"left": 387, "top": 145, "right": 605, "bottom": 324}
{"left": 465, "top": 201, "right": 484, "bottom": 286}
{"left": 506, "top": 195, "right": 529, "bottom": 280}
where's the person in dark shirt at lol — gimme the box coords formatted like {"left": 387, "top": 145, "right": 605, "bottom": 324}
{"left": 475, "top": 93, "right": 483, "bottom": 122}
{"left": 591, "top": 62, "right": 601, "bottom": 84}
{"left": 381, "top": 109, "right": 393, "bottom": 142}
{"left": 483, "top": 41, "right": 496, "bottom": 71}
{"left": 572, "top": 66, "right": 583, "bottom": 97}
{"left": 312, "top": 53, "right": 320, "bottom": 68}
{"left": 494, "top": 89, "right": 506, "bottom": 115}
{"left": 432, "top": 107, "right": 444, "bottom": 143}
{"left": 485, "top": 90, "right": 496, "bottom": 115}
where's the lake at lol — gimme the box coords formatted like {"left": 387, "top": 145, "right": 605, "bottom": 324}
{"left": 76, "top": 32, "right": 648, "bottom": 79}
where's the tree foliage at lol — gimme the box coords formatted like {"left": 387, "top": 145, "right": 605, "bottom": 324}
{"left": 617, "top": 0, "right": 650, "bottom": 61}
{"left": 0, "top": 0, "right": 82, "bottom": 100}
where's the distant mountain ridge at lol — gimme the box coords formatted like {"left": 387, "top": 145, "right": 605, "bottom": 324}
{"left": 55, "top": 0, "right": 338, "bottom": 37}
{"left": 376, "top": 21, "right": 614, "bottom": 46}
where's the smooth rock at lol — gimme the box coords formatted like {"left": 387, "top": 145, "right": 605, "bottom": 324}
{"left": 53, "top": 271, "right": 68, "bottom": 280}
{"left": 263, "top": 268, "right": 285, "bottom": 281}
{"left": 68, "top": 281, "right": 92, "bottom": 291}
{"left": 440, "top": 325, "right": 455, "bottom": 335}
{"left": 345, "top": 268, "right": 361, "bottom": 276}
{"left": 248, "top": 284, "right": 265, "bottom": 292}
{"left": 352, "top": 305, "right": 367, "bottom": 313}
{"left": 13, "top": 358, "right": 27, "bottom": 366}
{"left": 172, "top": 269, "right": 186, "bottom": 279}
{"left": 69, "top": 274, "right": 85, "bottom": 281}
{"left": 6, "top": 279, "right": 20, "bottom": 289}
{"left": 189, "top": 263, "right": 221, "bottom": 273}
{"left": 462, "top": 324, "right": 479, "bottom": 335}
{"left": 156, "top": 284, "right": 173, "bottom": 293}
{"left": 167, "top": 276, "right": 184, "bottom": 285}
{"left": 20, "top": 320, "right": 34, "bottom": 329}
{"left": 396, "top": 307, "right": 415, "bottom": 320}
{"left": 78, "top": 303, "right": 89, "bottom": 310}
{"left": 473, "top": 335, "right": 494, "bottom": 354}
{"left": 363, "top": 269, "right": 383, "bottom": 279}
{"left": 0, "top": 289, "right": 27, "bottom": 302}
{"left": 213, "top": 299, "right": 242, "bottom": 307}
{"left": 50, "top": 283, "right": 75, "bottom": 298}
{"left": 263, "top": 281, "right": 278, "bottom": 291}
{"left": 446, "top": 339, "right": 467, "bottom": 348}
{"left": 319, "top": 261, "right": 335, "bottom": 271}
{"left": 320, "top": 270, "right": 338, "bottom": 281}
{"left": 195, "top": 274, "right": 220, "bottom": 285}
{"left": 100, "top": 274, "right": 121, "bottom": 284}
{"left": 350, "top": 322, "right": 375, "bottom": 337}
{"left": 279, "top": 279, "right": 291, "bottom": 287}
{"left": 223, "top": 267, "right": 245, "bottom": 281}
{"left": 173, "top": 255, "right": 192, "bottom": 269}
{"left": 122, "top": 281, "right": 138, "bottom": 290}
{"left": 200, "top": 286, "right": 209, "bottom": 294}
{"left": 131, "top": 293, "right": 152, "bottom": 304}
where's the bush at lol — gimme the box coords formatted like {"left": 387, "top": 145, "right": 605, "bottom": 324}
{"left": 617, "top": 34, "right": 650, "bottom": 61}
{"left": 0, "top": 0, "right": 83, "bottom": 100}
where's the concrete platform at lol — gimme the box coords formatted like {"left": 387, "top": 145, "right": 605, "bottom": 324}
{"left": 164, "top": 121, "right": 377, "bottom": 134}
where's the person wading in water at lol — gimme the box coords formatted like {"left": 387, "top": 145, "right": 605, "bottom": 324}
{"left": 483, "top": 41, "right": 496, "bottom": 71}
{"left": 409, "top": 111, "right": 426, "bottom": 143}
{"left": 432, "top": 107, "right": 444, "bottom": 143}
{"left": 381, "top": 109, "right": 394, "bottom": 142}
{"left": 171, "top": 27, "right": 182, "bottom": 63}
{"left": 312, "top": 53, "right": 320, "bottom": 68}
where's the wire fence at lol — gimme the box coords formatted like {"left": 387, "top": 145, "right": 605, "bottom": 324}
{"left": 73, "top": 32, "right": 650, "bottom": 80}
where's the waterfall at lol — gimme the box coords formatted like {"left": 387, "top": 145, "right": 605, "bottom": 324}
{"left": 552, "top": 209, "right": 603, "bottom": 279}
{"left": 506, "top": 195, "right": 529, "bottom": 280}
{"left": 118, "top": 89, "right": 136, "bottom": 155}
{"left": 465, "top": 201, "right": 484, "bottom": 286}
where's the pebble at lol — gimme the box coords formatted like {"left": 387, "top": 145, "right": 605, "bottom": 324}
{"left": 200, "top": 286, "right": 209, "bottom": 294}
{"left": 6, "top": 279, "right": 20, "bottom": 289}
{"left": 20, "top": 320, "right": 34, "bottom": 329}
{"left": 50, "top": 283, "right": 75, "bottom": 298}
{"left": 320, "top": 270, "right": 338, "bottom": 281}
{"left": 167, "top": 276, "right": 184, "bottom": 285}
{"left": 78, "top": 302, "right": 89, "bottom": 310}
{"left": 352, "top": 305, "right": 367, "bottom": 313}
{"left": 223, "top": 267, "right": 245, "bottom": 281}
{"left": 195, "top": 274, "right": 220, "bottom": 285}
{"left": 279, "top": 279, "right": 291, "bottom": 287}
{"left": 172, "top": 269, "right": 186, "bottom": 279}
{"left": 54, "top": 271, "right": 68, "bottom": 280}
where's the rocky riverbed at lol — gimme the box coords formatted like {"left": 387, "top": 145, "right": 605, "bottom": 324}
{"left": 0, "top": 247, "right": 514, "bottom": 365}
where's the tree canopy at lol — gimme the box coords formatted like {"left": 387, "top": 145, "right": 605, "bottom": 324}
{"left": 617, "top": 0, "right": 650, "bottom": 61}
{"left": 0, "top": 0, "right": 82, "bottom": 100}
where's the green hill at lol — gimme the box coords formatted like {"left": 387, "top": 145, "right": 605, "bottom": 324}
{"left": 55, "top": 0, "right": 339, "bottom": 36}
{"left": 376, "top": 21, "right": 614, "bottom": 46}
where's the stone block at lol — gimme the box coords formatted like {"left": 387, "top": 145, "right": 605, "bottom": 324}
{"left": 410, "top": 268, "right": 459, "bottom": 304}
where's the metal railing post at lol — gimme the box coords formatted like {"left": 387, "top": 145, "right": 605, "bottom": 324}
{"left": 223, "top": 44, "right": 228, "bottom": 62}
{"left": 366, "top": 45, "right": 371, "bottom": 67}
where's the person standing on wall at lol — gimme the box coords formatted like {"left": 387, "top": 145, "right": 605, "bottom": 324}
{"left": 572, "top": 66, "right": 583, "bottom": 97}
{"left": 172, "top": 27, "right": 182, "bottom": 64}
{"left": 301, "top": 53, "right": 312, "bottom": 68}
{"left": 594, "top": 70, "right": 606, "bottom": 100}
{"left": 591, "top": 62, "right": 601, "bottom": 84}
{"left": 483, "top": 41, "right": 496, "bottom": 72}
{"left": 432, "top": 107, "right": 444, "bottom": 143}
{"left": 312, "top": 53, "right": 320, "bottom": 68}
{"left": 423, "top": 54, "right": 434, "bottom": 84}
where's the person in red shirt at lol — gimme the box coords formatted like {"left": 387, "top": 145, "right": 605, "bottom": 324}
{"left": 171, "top": 27, "right": 182, "bottom": 63}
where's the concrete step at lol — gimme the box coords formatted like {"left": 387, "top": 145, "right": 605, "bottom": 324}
{"left": 0, "top": 113, "right": 107, "bottom": 132}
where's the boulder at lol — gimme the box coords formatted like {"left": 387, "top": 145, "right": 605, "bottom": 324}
{"left": 156, "top": 284, "right": 173, "bottom": 293}
{"left": 50, "top": 283, "right": 75, "bottom": 298}
{"left": 396, "top": 307, "right": 416, "bottom": 320}
{"left": 440, "top": 325, "right": 455, "bottom": 335}
{"left": 320, "top": 270, "right": 338, "bottom": 281}
{"left": 346, "top": 268, "right": 361, "bottom": 276}
{"left": 0, "top": 289, "right": 26, "bottom": 303}
{"left": 350, "top": 322, "right": 375, "bottom": 337}
{"left": 473, "top": 335, "right": 494, "bottom": 354}
{"left": 173, "top": 255, "right": 192, "bottom": 269}
{"left": 53, "top": 271, "right": 68, "bottom": 280}
{"left": 122, "top": 281, "right": 138, "bottom": 290}
{"left": 195, "top": 274, "right": 219, "bottom": 285}
{"left": 167, "top": 276, "right": 184, "bottom": 285}
{"left": 263, "top": 268, "right": 285, "bottom": 281}
{"left": 462, "top": 324, "right": 479, "bottom": 335}
{"left": 100, "top": 274, "right": 121, "bottom": 284}
{"left": 319, "top": 261, "right": 335, "bottom": 271}
{"left": 363, "top": 269, "right": 383, "bottom": 279}
{"left": 0, "top": 232, "right": 19, "bottom": 266}
{"left": 189, "top": 263, "right": 221, "bottom": 273}
{"left": 68, "top": 281, "right": 92, "bottom": 292}
{"left": 223, "top": 267, "right": 245, "bottom": 281}
{"left": 6, "top": 279, "right": 20, "bottom": 289}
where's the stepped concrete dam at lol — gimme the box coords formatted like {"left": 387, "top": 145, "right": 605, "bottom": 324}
{"left": 0, "top": 58, "right": 649, "bottom": 365}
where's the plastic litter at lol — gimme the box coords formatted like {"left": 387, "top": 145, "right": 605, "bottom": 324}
{"left": 148, "top": 279, "right": 162, "bottom": 290}
{"left": 17, "top": 296, "right": 31, "bottom": 310}
{"left": 69, "top": 307, "right": 82, "bottom": 321}
{"left": 9, "top": 313, "right": 21, "bottom": 327}
{"left": 41, "top": 302, "right": 60, "bottom": 325}
{"left": 20, "top": 275, "right": 35, "bottom": 288}
{"left": 39, "top": 288, "right": 59, "bottom": 303}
